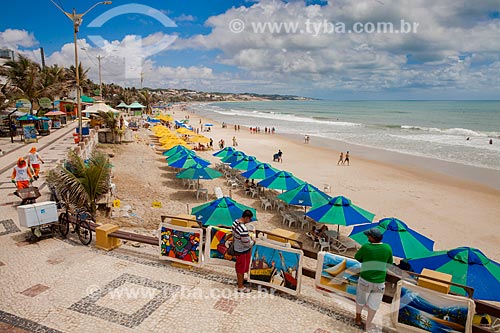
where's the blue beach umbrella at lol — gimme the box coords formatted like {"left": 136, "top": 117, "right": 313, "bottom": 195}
{"left": 213, "top": 146, "right": 236, "bottom": 158}
{"left": 221, "top": 151, "right": 247, "bottom": 165}
{"left": 17, "top": 114, "right": 39, "bottom": 121}
{"left": 162, "top": 144, "right": 192, "bottom": 157}
{"left": 306, "top": 196, "right": 375, "bottom": 237}
{"left": 230, "top": 155, "right": 261, "bottom": 171}
{"left": 241, "top": 163, "right": 279, "bottom": 180}
{"left": 176, "top": 164, "right": 222, "bottom": 189}
{"left": 191, "top": 197, "right": 257, "bottom": 227}
{"left": 349, "top": 217, "right": 434, "bottom": 259}
{"left": 258, "top": 170, "right": 305, "bottom": 191}
{"left": 277, "top": 183, "right": 331, "bottom": 210}
{"left": 168, "top": 155, "right": 210, "bottom": 168}
{"left": 166, "top": 150, "right": 196, "bottom": 163}
{"left": 405, "top": 247, "right": 500, "bottom": 301}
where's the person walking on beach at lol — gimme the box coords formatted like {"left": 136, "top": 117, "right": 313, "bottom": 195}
{"left": 232, "top": 136, "right": 238, "bottom": 147}
{"left": 277, "top": 149, "right": 283, "bottom": 163}
{"left": 343, "top": 151, "right": 350, "bottom": 166}
{"left": 337, "top": 152, "right": 344, "bottom": 165}
{"left": 27, "top": 147, "right": 44, "bottom": 180}
{"left": 11, "top": 157, "right": 34, "bottom": 191}
{"left": 232, "top": 209, "right": 255, "bottom": 293}
{"left": 354, "top": 227, "right": 393, "bottom": 331}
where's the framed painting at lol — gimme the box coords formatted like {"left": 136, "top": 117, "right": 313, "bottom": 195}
{"left": 248, "top": 238, "right": 303, "bottom": 296}
{"left": 159, "top": 223, "right": 203, "bottom": 266}
{"left": 391, "top": 280, "right": 475, "bottom": 333}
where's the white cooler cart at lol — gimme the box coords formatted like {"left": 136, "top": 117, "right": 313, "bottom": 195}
{"left": 17, "top": 201, "right": 60, "bottom": 240}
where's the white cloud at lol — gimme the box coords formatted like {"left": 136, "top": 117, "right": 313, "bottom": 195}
{"left": 0, "top": 29, "right": 37, "bottom": 49}
{"left": 171, "top": 0, "right": 500, "bottom": 96}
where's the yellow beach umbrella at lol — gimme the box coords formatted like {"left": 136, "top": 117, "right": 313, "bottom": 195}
{"left": 190, "top": 135, "right": 211, "bottom": 144}
{"left": 176, "top": 127, "right": 193, "bottom": 134}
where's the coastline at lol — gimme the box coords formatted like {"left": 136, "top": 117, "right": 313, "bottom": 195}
{"left": 184, "top": 105, "right": 500, "bottom": 261}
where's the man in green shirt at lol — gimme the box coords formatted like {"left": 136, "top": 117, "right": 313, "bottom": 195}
{"left": 354, "top": 227, "right": 393, "bottom": 331}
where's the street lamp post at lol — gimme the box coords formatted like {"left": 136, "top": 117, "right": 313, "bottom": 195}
{"left": 50, "top": 0, "right": 112, "bottom": 141}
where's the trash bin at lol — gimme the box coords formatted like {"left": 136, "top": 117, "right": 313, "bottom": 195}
{"left": 73, "top": 133, "right": 80, "bottom": 144}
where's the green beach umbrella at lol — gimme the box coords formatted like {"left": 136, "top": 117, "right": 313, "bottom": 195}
{"left": 168, "top": 155, "right": 210, "bottom": 169}
{"left": 349, "top": 217, "right": 434, "bottom": 259}
{"left": 221, "top": 151, "right": 247, "bottom": 164}
{"left": 405, "top": 247, "right": 500, "bottom": 301}
{"left": 306, "top": 196, "right": 375, "bottom": 237}
{"left": 166, "top": 149, "right": 196, "bottom": 163}
{"left": 241, "top": 163, "right": 279, "bottom": 180}
{"left": 258, "top": 170, "right": 305, "bottom": 191}
{"left": 191, "top": 197, "right": 257, "bottom": 227}
{"left": 162, "top": 145, "right": 192, "bottom": 157}
{"left": 213, "top": 147, "right": 237, "bottom": 158}
{"left": 277, "top": 183, "right": 331, "bottom": 210}
{"left": 230, "top": 155, "right": 262, "bottom": 171}
{"left": 176, "top": 164, "right": 223, "bottom": 189}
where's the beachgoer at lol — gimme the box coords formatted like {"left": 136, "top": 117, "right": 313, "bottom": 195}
{"left": 11, "top": 157, "right": 34, "bottom": 191}
{"left": 27, "top": 147, "right": 44, "bottom": 180}
{"left": 277, "top": 149, "right": 283, "bottom": 163}
{"left": 232, "top": 210, "right": 255, "bottom": 293}
{"left": 490, "top": 139, "right": 493, "bottom": 144}
{"left": 309, "top": 225, "right": 327, "bottom": 240}
{"left": 232, "top": 136, "right": 238, "bottom": 147}
{"left": 354, "top": 227, "right": 393, "bottom": 331}
{"left": 237, "top": 125, "right": 240, "bottom": 131}
{"left": 250, "top": 179, "right": 256, "bottom": 188}
{"left": 466, "top": 137, "right": 470, "bottom": 141}
{"left": 304, "top": 134, "right": 308, "bottom": 144}
{"left": 343, "top": 151, "right": 350, "bottom": 166}
{"left": 338, "top": 152, "right": 344, "bottom": 165}
{"left": 209, "top": 138, "right": 213, "bottom": 147}
{"left": 234, "top": 124, "right": 237, "bottom": 132}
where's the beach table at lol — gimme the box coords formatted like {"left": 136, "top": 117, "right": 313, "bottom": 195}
{"left": 268, "top": 228, "right": 300, "bottom": 246}
{"left": 195, "top": 188, "right": 209, "bottom": 200}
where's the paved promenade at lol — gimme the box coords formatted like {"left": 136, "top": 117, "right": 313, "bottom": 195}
{"left": 0, "top": 125, "right": 394, "bottom": 333}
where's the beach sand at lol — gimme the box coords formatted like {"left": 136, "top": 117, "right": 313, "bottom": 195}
{"left": 100, "top": 105, "right": 500, "bottom": 263}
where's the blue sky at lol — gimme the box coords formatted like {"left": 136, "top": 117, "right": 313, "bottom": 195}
{"left": 1, "top": 0, "right": 500, "bottom": 99}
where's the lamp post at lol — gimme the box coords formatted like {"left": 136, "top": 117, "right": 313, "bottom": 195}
{"left": 50, "top": 0, "right": 112, "bottom": 141}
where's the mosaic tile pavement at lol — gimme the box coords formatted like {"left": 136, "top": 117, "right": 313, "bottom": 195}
{"left": 68, "top": 273, "right": 181, "bottom": 328}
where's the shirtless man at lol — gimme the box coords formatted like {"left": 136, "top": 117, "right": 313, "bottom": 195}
{"left": 343, "top": 151, "right": 350, "bottom": 166}
{"left": 337, "top": 152, "right": 344, "bottom": 165}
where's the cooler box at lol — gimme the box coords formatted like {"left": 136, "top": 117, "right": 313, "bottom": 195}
{"left": 17, "top": 201, "right": 58, "bottom": 228}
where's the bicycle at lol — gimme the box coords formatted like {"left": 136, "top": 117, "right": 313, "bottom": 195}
{"left": 58, "top": 206, "right": 93, "bottom": 245}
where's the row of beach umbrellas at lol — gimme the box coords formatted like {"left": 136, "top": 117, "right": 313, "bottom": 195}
{"left": 156, "top": 139, "right": 500, "bottom": 302}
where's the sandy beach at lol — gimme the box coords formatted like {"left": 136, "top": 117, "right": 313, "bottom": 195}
{"left": 101, "top": 104, "right": 500, "bottom": 264}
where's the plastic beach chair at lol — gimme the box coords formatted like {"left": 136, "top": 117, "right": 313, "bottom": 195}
{"left": 214, "top": 187, "right": 224, "bottom": 199}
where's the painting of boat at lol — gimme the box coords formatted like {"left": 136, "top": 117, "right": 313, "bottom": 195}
{"left": 315, "top": 252, "right": 361, "bottom": 299}
{"left": 393, "top": 281, "right": 475, "bottom": 333}
{"left": 248, "top": 239, "right": 303, "bottom": 295}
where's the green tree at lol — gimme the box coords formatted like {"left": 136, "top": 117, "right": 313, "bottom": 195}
{"left": 0, "top": 55, "right": 69, "bottom": 114}
{"left": 47, "top": 150, "right": 111, "bottom": 219}
{"left": 97, "top": 110, "right": 120, "bottom": 143}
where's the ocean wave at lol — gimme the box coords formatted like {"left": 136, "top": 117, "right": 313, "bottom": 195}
{"left": 207, "top": 107, "right": 363, "bottom": 127}
{"left": 400, "top": 125, "right": 497, "bottom": 137}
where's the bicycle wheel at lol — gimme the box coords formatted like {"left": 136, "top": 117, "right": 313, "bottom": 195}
{"left": 76, "top": 220, "right": 92, "bottom": 245}
{"left": 58, "top": 212, "right": 69, "bottom": 237}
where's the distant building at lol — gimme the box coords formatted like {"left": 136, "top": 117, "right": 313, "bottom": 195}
{"left": 0, "top": 48, "right": 14, "bottom": 65}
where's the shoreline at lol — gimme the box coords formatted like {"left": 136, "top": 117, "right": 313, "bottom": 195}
{"left": 183, "top": 105, "right": 500, "bottom": 261}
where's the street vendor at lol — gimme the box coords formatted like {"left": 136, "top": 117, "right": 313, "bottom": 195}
{"left": 27, "top": 147, "right": 44, "bottom": 180}
{"left": 11, "top": 157, "right": 34, "bottom": 190}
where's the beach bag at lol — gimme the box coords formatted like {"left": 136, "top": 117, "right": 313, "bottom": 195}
{"left": 227, "top": 242, "right": 236, "bottom": 256}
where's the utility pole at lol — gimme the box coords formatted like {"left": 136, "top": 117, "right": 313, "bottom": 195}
{"left": 49, "top": 0, "right": 112, "bottom": 141}
{"left": 97, "top": 55, "right": 103, "bottom": 99}
{"left": 40, "top": 47, "right": 46, "bottom": 70}
{"left": 140, "top": 71, "right": 144, "bottom": 89}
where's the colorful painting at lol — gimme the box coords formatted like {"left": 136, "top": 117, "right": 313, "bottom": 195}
{"left": 204, "top": 226, "right": 237, "bottom": 267}
{"left": 159, "top": 223, "right": 203, "bottom": 266}
{"left": 248, "top": 239, "right": 303, "bottom": 295}
{"left": 315, "top": 252, "right": 361, "bottom": 300}
{"left": 391, "top": 280, "right": 475, "bottom": 333}
{"left": 22, "top": 123, "right": 37, "bottom": 143}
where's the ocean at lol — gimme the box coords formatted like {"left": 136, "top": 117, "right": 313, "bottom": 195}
{"left": 189, "top": 100, "right": 500, "bottom": 171}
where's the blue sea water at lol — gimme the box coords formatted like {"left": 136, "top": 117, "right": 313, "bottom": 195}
{"left": 189, "top": 100, "right": 500, "bottom": 170}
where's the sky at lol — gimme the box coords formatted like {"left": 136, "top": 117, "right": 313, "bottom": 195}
{"left": 1, "top": 0, "right": 499, "bottom": 100}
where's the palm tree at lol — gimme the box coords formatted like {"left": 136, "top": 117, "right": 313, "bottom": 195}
{"left": 137, "top": 89, "right": 153, "bottom": 114}
{"left": 1, "top": 55, "right": 69, "bottom": 114}
{"left": 97, "top": 110, "right": 120, "bottom": 143}
{"left": 67, "top": 63, "right": 91, "bottom": 95}
{"left": 46, "top": 150, "right": 111, "bottom": 219}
